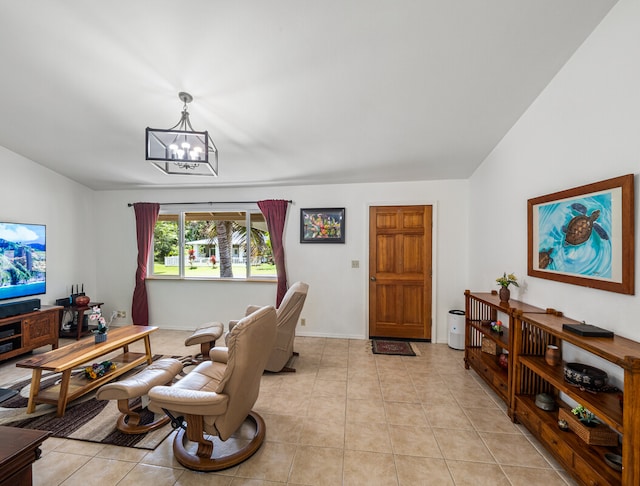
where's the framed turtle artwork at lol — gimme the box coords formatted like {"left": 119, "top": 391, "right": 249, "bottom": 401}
{"left": 527, "top": 174, "right": 635, "bottom": 294}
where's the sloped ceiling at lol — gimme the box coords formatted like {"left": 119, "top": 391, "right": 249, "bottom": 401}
{"left": 0, "top": 0, "right": 616, "bottom": 190}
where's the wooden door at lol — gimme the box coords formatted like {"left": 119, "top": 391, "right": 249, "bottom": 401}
{"left": 369, "top": 205, "right": 432, "bottom": 340}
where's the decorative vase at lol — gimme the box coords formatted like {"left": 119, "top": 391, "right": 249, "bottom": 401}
{"left": 499, "top": 287, "right": 510, "bottom": 303}
{"left": 75, "top": 295, "right": 90, "bottom": 307}
{"left": 545, "top": 344, "right": 561, "bottom": 366}
{"left": 95, "top": 333, "right": 107, "bottom": 344}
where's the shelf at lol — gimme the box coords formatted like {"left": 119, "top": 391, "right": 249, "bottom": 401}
{"left": 34, "top": 351, "right": 148, "bottom": 406}
{"left": 520, "top": 312, "right": 640, "bottom": 371}
{"left": 469, "top": 320, "right": 510, "bottom": 348}
{"left": 468, "top": 346, "right": 508, "bottom": 380}
{"left": 519, "top": 355, "right": 623, "bottom": 433}
{"left": 515, "top": 395, "right": 621, "bottom": 486}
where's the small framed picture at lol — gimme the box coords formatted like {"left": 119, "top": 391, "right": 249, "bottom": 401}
{"left": 300, "top": 208, "right": 345, "bottom": 243}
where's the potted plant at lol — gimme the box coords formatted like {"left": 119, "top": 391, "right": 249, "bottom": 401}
{"left": 571, "top": 404, "right": 598, "bottom": 427}
{"left": 89, "top": 306, "right": 108, "bottom": 343}
{"left": 496, "top": 272, "right": 519, "bottom": 303}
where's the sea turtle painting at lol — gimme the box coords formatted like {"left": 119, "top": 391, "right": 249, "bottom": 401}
{"left": 539, "top": 248, "right": 554, "bottom": 269}
{"left": 562, "top": 203, "right": 609, "bottom": 246}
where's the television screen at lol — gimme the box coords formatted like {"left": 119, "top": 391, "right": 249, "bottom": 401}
{"left": 0, "top": 222, "right": 46, "bottom": 300}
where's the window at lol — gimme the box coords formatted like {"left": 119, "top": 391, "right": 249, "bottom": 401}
{"left": 150, "top": 208, "right": 276, "bottom": 279}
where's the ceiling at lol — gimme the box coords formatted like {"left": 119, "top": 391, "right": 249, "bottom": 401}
{"left": 0, "top": 1, "right": 616, "bottom": 191}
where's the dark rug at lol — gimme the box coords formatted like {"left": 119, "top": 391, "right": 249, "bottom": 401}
{"left": 0, "top": 388, "right": 18, "bottom": 403}
{"left": 0, "top": 355, "right": 191, "bottom": 450}
{"left": 371, "top": 339, "right": 416, "bottom": 356}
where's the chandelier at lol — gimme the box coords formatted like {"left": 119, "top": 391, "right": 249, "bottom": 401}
{"left": 146, "top": 92, "right": 218, "bottom": 176}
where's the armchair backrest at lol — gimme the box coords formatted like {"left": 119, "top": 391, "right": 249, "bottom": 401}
{"left": 214, "top": 305, "right": 276, "bottom": 438}
{"left": 264, "top": 281, "right": 308, "bottom": 372}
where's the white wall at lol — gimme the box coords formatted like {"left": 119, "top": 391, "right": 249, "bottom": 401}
{"left": 0, "top": 145, "right": 96, "bottom": 307}
{"left": 469, "top": 0, "right": 640, "bottom": 343}
{"left": 95, "top": 180, "right": 468, "bottom": 342}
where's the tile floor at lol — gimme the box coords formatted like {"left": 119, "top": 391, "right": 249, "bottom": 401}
{"left": 0, "top": 329, "right": 580, "bottom": 485}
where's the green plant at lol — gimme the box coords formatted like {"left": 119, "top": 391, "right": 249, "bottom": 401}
{"left": 496, "top": 272, "right": 519, "bottom": 288}
{"left": 571, "top": 404, "right": 597, "bottom": 424}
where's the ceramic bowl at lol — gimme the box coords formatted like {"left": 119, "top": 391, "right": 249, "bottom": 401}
{"left": 564, "top": 362, "right": 608, "bottom": 391}
{"left": 535, "top": 393, "right": 556, "bottom": 411}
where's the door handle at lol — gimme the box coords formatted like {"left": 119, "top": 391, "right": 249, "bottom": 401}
{"left": 370, "top": 276, "right": 376, "bottom": 281}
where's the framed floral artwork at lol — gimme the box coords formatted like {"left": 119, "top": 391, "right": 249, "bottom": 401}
{"left": 300, "top": 208, "right": 345, "bottom": 243}
{"left": 527, "top": 174, "right": 634, "bottom": 294}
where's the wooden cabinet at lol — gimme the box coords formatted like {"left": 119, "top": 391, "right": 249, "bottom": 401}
{"left": 0, "top": 306, "right": 60, "bottom": 361}
{"left": 512, "top": 311, "right": 640, "bottom": 486}
{"left": 464, "top": 290, "right": 543, "bottom": 407}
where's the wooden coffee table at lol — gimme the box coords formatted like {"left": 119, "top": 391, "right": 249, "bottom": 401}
{"left": 16, "top": 325, "right": 157, "bottom": 417}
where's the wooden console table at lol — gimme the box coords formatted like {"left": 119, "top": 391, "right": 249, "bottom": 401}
{"left": 0, "top": 426, "right": 50, "bottom": 486}
{"left": 16, "top": 325, "right": 157, "bottom": 417}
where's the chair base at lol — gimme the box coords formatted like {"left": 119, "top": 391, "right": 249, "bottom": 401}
{"left": 116, "top": 403, "right": 171, "bottom": 434}
{"left": 173, "top": 411, "right": 266, "bottom": 471}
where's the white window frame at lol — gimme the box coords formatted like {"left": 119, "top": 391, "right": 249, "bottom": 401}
{"left": 148, "top": 203, "right": 276, "bottom": 281}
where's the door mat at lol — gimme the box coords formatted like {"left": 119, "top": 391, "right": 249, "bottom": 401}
{"left": 371, "top": 339, "right": 416, "bottom": 356}
{"left": 0, "top": 355, "right": 191, "bottom": 450}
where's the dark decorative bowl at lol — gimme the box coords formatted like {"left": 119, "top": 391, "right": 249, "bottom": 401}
{"left": 604, "top": 453, "right": 622, "bottom": 472}
{"left": 74, "top": 295, "right": 90, "bottom": 307}
{"left": 564, "top": 362, "right": 608, "bottom": 391}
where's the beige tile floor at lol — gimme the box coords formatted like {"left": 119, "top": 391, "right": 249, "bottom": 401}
{"left": 0, "top": 329, "right": 580, "bottom": 486}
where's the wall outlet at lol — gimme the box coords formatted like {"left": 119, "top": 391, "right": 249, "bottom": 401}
{"left": 300, "top": 318, "right": 306, "bottom": 326}
{"left": 116, "top": 310, "right": 126, "bottom": 318}
{"left": 351, "top": 260, "right": 360, "bottom": 268}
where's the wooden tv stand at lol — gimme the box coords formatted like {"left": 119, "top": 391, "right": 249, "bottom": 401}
{"left": 0, "top": 306, "right": 60, "bottom": 362}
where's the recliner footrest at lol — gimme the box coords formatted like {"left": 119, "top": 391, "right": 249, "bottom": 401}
{"left": 185, "top": 322, "right": 224, "bottom": 362}
{"left": 96, "top": 358, "right": 183, "bottom": 434}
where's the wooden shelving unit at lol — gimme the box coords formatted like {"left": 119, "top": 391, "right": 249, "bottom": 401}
{"left": 512, "top": 311, "right": 640, "bottom": 485}
{"left": 464, "top": 290, "right": 544, "bottom": 407}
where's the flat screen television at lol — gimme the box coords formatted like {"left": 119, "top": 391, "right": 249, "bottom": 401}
{"left": 0, "top": 222, "right": 46, "bottom": 300}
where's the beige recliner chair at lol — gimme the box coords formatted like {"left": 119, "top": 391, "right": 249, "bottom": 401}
{"left": 148, "top": 305, "right": 276, "bottom": 471}
{"left": 228, "top": 281, "right": 309, "bottom": 373}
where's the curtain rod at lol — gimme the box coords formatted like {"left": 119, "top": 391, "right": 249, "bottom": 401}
{"left": 127, "top": 200, "right": 292, "bottom": 207}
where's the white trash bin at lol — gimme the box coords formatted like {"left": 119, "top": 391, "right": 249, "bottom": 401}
{"left": 448, "top": 309, "right": 465, "bottom": 350}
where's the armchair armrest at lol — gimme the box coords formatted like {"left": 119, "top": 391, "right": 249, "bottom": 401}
{"left": 209, "top": 346, "right": 229, "bottom": 363}
{"left": 148, "top": 385, "right": 229, "bottom": 416}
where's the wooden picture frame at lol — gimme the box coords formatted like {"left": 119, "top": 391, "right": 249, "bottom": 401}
{"left": 300, "top": 208, "right": 345, "bottom": 243}
{"left": 527, "top": 174, "right": 634, "bottom": 294}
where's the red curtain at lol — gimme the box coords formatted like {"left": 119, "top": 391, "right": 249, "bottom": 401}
{"left": 257, "top": 199, "right": 289, "bottom": 307}
{"left": 132, "top": 202, "right": 160, "bottom": 325}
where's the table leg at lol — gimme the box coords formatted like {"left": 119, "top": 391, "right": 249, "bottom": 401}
{"left": 56, "top": 370, "right": 72, "bottom": 417}
{"left": 144, "top": 336, "right": 153, "bottom": 364}
{"left": 26, "top": 369, "right": 42, "bottom": 414}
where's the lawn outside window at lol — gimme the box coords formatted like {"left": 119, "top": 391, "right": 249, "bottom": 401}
{"left": 149, "top": 206, "right": 276, "bottom": 280}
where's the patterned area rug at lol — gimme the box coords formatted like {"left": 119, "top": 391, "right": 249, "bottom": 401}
{"left": 371, "top": 339, "right": 417, "bottom": 356}
{"left": 0, "top": 355, "right": 192, "bottom": 450}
